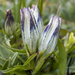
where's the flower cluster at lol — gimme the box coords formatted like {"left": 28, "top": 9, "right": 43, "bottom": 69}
{"left": 20, "top": 5, "right": 61, "bottom": 55}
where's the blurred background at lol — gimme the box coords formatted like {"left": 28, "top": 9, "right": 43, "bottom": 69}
{"left": 0, "top": 0, "right": 75, "bottom": 36}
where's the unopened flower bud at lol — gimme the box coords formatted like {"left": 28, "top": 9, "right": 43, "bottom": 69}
{"left": 5, "top": 9, "right": 16, "bottom": 36}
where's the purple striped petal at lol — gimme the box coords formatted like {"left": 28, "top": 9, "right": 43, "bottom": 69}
{"left": 44, "top": 17, "right": 61, "bottom": 55}
{"left": 38, "top": 15, "right": 54, "bottom": 52}
{"left": 44, "top": 25, "right": 50, "bottom": 32}
{"left": 20, "top": 7, "right": 39, "bottom": 54}
{"left": 20, "top": 9, "right": 24, "bottom": 32}
{"left": 39, "top": 15, "right": 61, "bottom": 54}
{"left": 44, "top": 15, "right": 54, "bottom": 33}
{"left": 31, "top": 5, "right": 43, "bottom": 37}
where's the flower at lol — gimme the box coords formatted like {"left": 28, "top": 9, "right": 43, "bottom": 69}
{"left": 65, "top": 32, "right": 75, "bottom": 50}
{"left": 20, "top": 5, "right": 61, "bottom": 55}
{"left": 5, "top": 9, "right": 16, "bottom": 36}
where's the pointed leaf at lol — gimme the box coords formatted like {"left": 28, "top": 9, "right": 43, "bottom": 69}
{"left": 10, "top": 52, "right": 18, "bottom": 65}
{"left": 0, "top": 65, "right": 31, "bottom": 73}
{"left": 33, "top": 56, "right": 44, "bottom": 74}
{"left": 2, "top": 59, "right": 9, "bottom": 70}
{"left": 0, "top": 44, "right": 14, "bottom": 60}
{"left": 58, "top": 39, "right": 67, "bottom": 75}
{"left": 23, "top": 53, "right": 37, "bottom": 66}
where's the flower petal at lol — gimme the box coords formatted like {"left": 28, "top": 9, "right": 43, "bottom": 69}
{"left": 39, "top": 15, "right": 61, "bottom": 54}
{"left": 28, "top": 8, "right": 39, "bottom": 53}
{"left": 31, "top": 5, "right": 43, "bottom": 37}
{"left": 44, "top": 18, "right": 61, "bottom": 55}
{"left": 20, "top": 7, "right": 39, "bottom": 54}
{"left": 20, "top": 7, "right": 31, "bottom": 53}
{"left": 20, "top": 9, "right": 25, "bottom": 45}
{"left": 38, "top": 15, "right": 54, "bottom": 52}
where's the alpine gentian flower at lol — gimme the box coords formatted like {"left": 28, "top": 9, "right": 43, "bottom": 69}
{"left": 20, "top": 5, "right": 61, "bottom": 55}
{"left": 5, "top": 9, "right": 16, "bottom": 36}
{"left": 39, "top": 15, "right": 61, "bottom": 55}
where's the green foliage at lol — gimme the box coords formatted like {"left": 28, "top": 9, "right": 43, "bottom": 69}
{"left": 13, "top": 0, "right": 21, "bottom": 23}
{"left": 38, "top": 0, "right": 43, "bottom": 15}
{"left": 58, "top": 39, "right": 67, "bottom": 75}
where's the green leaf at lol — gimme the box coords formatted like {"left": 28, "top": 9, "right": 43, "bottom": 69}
{"left": 22, "top": 0, "right": 26, "bottom": 8}
{"left": 38, "top": 0, "right": 43, "bottom": 15}
{"left": 2, "top": 59, "right": 9, "bottom": 70}
{"left": 52, "top": 56, "right": 59, "bottom": 70}
{"left": 36, "top": 50, "right": 45, "bottom": 60}
{"left": 14, "top": 70, "right": 27, "bottom": 75}
{"left": 2, "top": 43, "right": 25, "bottom": 63}
{"left": 11, "top": 40, "right": 23, "bottom": 48}
{"left": 58, "top": 39, "right": 67, "bottom": 75}
{"left": 41, "top": 71, "right": 59, "bottom": 75}
{"left": 10, "top": 52, "right": 18, "bottom": 65}
{"left": 33, "top": 56, "right": 45, "bottom": 74}
{"left": 0, "top": 65, "right": 31, "bottom": 73}
{"left": 17, "top": 55, "right": 25, "bottom": 63}
{"left": 0, "top": 57, "right": 6, "bottom": 66}
{"left": 67, "top": 45, "right": 75, "bottom": 53}
{"left": 0, "top": 44, "right": 14, "bottom": 60}
{"left": 0, "top": 32, "right": 4, "bottom": 43}
{"left": 0, "top": 29, "right": 6, "bottom": 34}
{"left": 3, "top": 43, "right": 25, "bottom": 53}
{"left": 13, "top": 0, "right": 21, "bottom": 22}
{"left": 60, "top": 28, "right": 68, "bottom": 37}
{"left": 33, "top": 51, "right": 53, "bottom": 74}
{"left": 14, "top": 29, "right": 21, "bottom": 35}
{"left": 23, "top": 53, "right": 37, "bottom": 66}
{"left": 0, "top": 44, "right": 25, "bottom": 67}
{"left": 69, "top": 66, "right": 75, "bottom": 73}
{"left": 0, "top": 57, "right": 6, "bottom": 61}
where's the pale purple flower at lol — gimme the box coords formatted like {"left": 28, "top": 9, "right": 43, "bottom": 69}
{"left": 20, "top": 5, "right": 61, "bottom": 54}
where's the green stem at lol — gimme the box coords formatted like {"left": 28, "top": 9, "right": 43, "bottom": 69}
{"left": 22, "top": 0, "right": 26, "bottom": 7}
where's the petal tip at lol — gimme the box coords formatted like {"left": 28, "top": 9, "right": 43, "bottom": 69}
{"left": 20, "top": 9, "right": 24, "bottom": 14}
